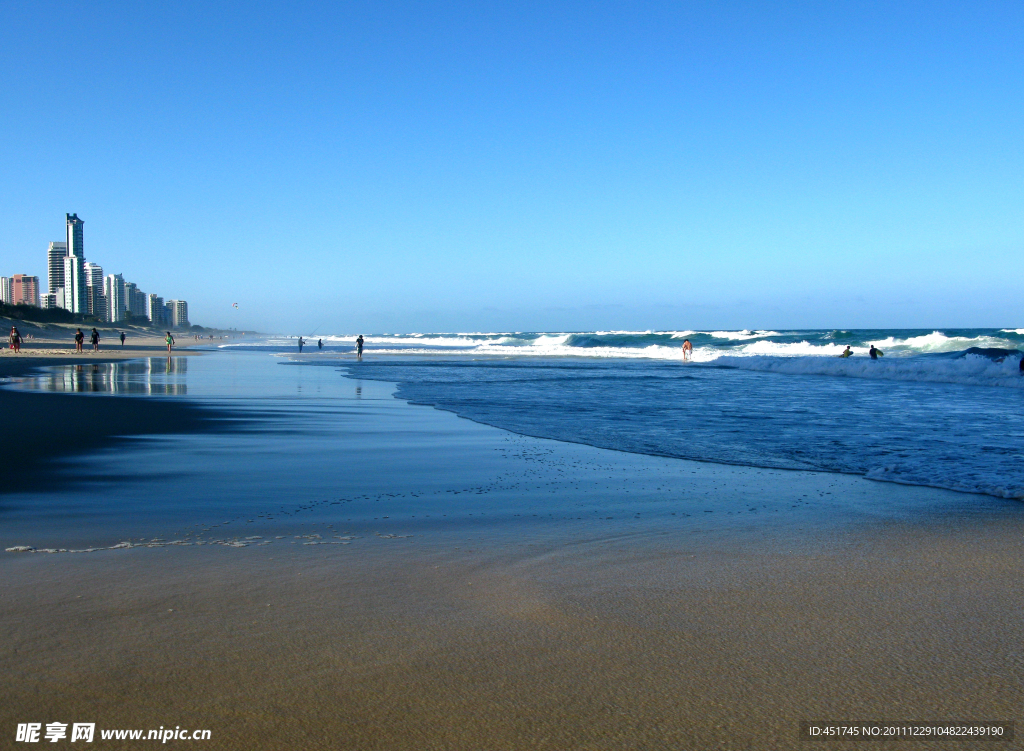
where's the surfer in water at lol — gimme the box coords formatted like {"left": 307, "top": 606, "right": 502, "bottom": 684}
{"left": 681, "top": 339, "right": 693, "bottom": 361}
{"left": 869, "top": 344, "right": 883, "bottom": 360}
{"left": 839, "top": 346, "right": 853, "bottom": 358}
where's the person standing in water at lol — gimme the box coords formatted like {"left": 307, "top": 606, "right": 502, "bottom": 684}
{"left": 298, "top": 337, "right": 305, "bottom": 353}
{"left": 317, "top": 338, "right": 323, "bottom": 351}
{"left": 165, "top": 331, "right": 175, "bottom": 353}
{"left": 356, "top": 335, "right": 364, "bottom": 360}
{"left": 90, "top": 328, "right": 100, "bottom": 351}
{"left": 120, "top": 331, "right": 126, "bottom": 347}
{"left": 681, "top": 339, "right": 693, "bottom": 361}
{"left": 74, "top": 328, "right": 84, "bottom": 353}
{"left": 839, "top": 346, "right": 853, "bottom": 358}
{"left": 869, "top": 344, "right": 883, "bottom": 360}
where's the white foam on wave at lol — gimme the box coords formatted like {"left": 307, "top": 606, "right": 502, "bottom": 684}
{"left": 715, "top": 353, "right": 1024, "bottom": 388}
{"left": 1000, "top": 328, "right": 1024, "bottom": 335}
{"left": 871, "top": 330, "right": 1016, "bottom": 352}
{"left": 704, "top": 330, "right": 782, "bottom": 340}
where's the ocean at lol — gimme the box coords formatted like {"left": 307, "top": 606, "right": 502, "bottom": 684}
{"left": 225, "top": 328, "right": 1024, "bottom": 500}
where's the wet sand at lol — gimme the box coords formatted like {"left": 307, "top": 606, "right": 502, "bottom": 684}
{"left": 1, "top": 353, "right": 1021, "bottom": 749}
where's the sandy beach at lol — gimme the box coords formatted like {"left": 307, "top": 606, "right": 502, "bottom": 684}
{"left": 1, "top": 351, "right": 1021, "bottom": 749}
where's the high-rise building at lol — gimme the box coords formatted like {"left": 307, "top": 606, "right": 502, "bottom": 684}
{"left": 12, "top": 275, "right": 41, "bottom": 307}
{"left": 47, "top": 241, "right": 68, "bottom": 302}
{"left": 124, "top": 282, "right": 148, "bottom": 320}
{"left": 66, "top": 213, "right": 85, "bottom": 259}
{"left": 40, "top": 293, "right": 58, "bottom": 309}
{"left": 105, "top": 274, "right": 126, "bottom": 322}
{"left": 167, "top": 300, "right": 189, "bottom": 328}
{"left": 62, "top": 256, "right": 86, "bottom": 313}
{"left": 84, "top": 262, "right": 105, "bottom": 317}
{"left": 147, "top": 294, "right": 168, "bottom": 326}
{"left": 0, "top": 277, "right": 11, "bottom": 304}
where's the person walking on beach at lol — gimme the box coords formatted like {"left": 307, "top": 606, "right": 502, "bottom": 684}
{"left": 298, "top": 336, "right": 305, "bottom": 353}
{"left": 356, "top": 335, "right": 364, "bottom": 360}
{"left": 165, "top": 331, "right": 175, "bottom": 353}
{"left": 681, "top": 339, "right": 693, "bottom": 361}
{"left": 9, "top": 326, "right": 21, "bottom": 353}
{"left": 317, "top": 338, "right": 323, "bottom": 351}
{"left": 869, "top": 344, "right": 883, "bottom": 360}
{"left": 74, "top": 328, "right": 84, "bottom": 353}
{"left": 90, "top": 328, "right": 100, "bottom": 351}
{"left": 120, "top": 331, "right": 126, "bottom": 347}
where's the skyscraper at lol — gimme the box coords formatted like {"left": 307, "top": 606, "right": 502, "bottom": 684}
{"left": 47, "top": 241, "right": 68, "bottom": 302}
{"left": 105, "top": 273, "right": 126, "bottom": 322}
{"left": 61, "top": 214, "right": 87, "bottom": 313}
{"left": 12, "top": 275, "right": 41, "bottom": 307}
{"left": 0, "top": 277, "right": 12, "bottom": 304}
{"left": 167, "top": 300, "right": 189, "bottom": 328}
{"left": 84, "top": 261, "right": 105, "bottom": 318}
{"left": 62, "top": 256, "right": 86, "bottom": 313}
{"left": 66, "top": 213, "right": 84, "bottom": 259}
{"left": 147, "top": 294, "right": 168, "bottom": 326}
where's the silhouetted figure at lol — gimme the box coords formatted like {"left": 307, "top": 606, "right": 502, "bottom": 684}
{"left": 356, "top": 335, "right": 364, "bottom": 360}
{"left": 318, "top": 338, "right": 323, "bottom": 351}
{"left": 120, "top": 331, "right": 126, "bottom": 347}
{"left": 90, "top": 328, "right": 100, "bottom": 350}
{"left": 869, "top": 345, "right": 883, "bottom": 360}
{"left": 74, "top": 328, "right": 84, "bottom": 353}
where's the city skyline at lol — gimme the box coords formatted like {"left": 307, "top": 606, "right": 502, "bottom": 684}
{"left": 2, "top": 211, "right": 189, "bottom": 328}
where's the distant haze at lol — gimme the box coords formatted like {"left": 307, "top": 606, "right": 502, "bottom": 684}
{"left": 1, "top": 2, "right": 1021, "bottom": 333}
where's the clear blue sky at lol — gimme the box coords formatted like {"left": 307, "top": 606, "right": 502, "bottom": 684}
{"left": 2, "top": 1, "right": 1022, "bottom": 333}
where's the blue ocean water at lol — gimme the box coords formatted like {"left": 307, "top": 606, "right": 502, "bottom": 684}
{"left": 256, "top": 327, "right": 1024, "bottom": 500}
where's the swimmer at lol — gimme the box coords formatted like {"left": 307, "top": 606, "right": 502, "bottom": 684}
{"left": 681, "top": 339, "right": 693, "bottom": 361}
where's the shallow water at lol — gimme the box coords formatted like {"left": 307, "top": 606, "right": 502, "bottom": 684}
{"left": 2, "top": 351, "right": 1021, "bottom": 555}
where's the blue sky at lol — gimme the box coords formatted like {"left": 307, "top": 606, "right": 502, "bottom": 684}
{"left": 2, "top": 1, "right": 1022, "bottom": 333}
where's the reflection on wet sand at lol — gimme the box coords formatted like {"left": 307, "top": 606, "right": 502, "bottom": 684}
{"left": 19, "top": 358, "right": 188, "bottom": 395}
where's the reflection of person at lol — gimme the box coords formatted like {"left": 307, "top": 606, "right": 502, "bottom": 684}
{"left": 869, "top": 345, "right": 883, "bottom": 360}
{"left": 74, "top": 328, "right": 84, "bottom": 353}
{"left": 90, "top": 328, "right": 100, "bottom": 351}
{"left": 120, "top": 331, "right": 126, "bottom": 347}
{"left": 681, "top": 339, "right": 693, "bottom": 361}
{"left": 356, "top": 335, "right": 364, "bottom": 360}
{"left": 839, "top": 346, "right": 853, "bottom": 358}
{"left": 165, "top": 331, "right": 175, "bottom": 353}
